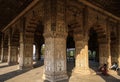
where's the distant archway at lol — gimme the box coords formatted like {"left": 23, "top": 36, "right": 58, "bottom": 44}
{"left": 88, "top": 28, "right": 99, "bottom": 68}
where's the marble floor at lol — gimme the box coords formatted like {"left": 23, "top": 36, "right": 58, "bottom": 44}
{"left": 0, "top": 61, "right": 120, "bottom": 82}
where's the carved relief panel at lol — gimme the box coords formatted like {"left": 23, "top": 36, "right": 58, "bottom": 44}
{"left": 54, "top": 38, "right": 66, "bottom": 72}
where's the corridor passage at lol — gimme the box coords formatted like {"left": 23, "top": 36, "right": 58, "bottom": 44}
{"left": 0, "top": 62, "right": 120, "bottom": 82}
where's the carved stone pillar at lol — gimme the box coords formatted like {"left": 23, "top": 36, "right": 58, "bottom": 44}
{"left": 0, "top": 48, "right": 1, "bottom": 62}
{"left": 43, "top": 0, "right": 68, "bottom": 81}
{"left": 0, "top": 37, "right": 4, "bottom": 62}
{"left": 19, "top": 31, "right": 33, "bottom": 70}
{"left": 1, "top": 34, "right": 8, "bottom": 62}
{"left": 98, "top": 37, "right": 111, "bottom": 68}
{"left": 7, "top": 31, "right": 18, "bottom": 65}
{"left": 99, "top": 43, "right": 105, "bottom": 65}
{"left": 43, "top": 32, "right": 68, "bottom": 82}
{"left": 111, "top": 43, "right": 118, "bottom": 63}
{"left": 0, "top": 47, "right": 3, "bottom": 62}
{"left": 73, "top": 34, "right": 90, "bottom": 75}
{"left": 3, "top": 47, "right": 8, "bottom": 62}
{"left": 118, "top": 44, "right": 120, "bottom": 67}
{"left": 19, "top": 32, "right": 24, "bottom": 69}
{"left": 8, "top": 45, "right": 18, "bottom": 65}
{"left": 118, "top": 24, "right": 120, "bottom": 67}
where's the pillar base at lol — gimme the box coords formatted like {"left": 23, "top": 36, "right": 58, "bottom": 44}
{"left": 73, "top": 67, "right": 90, "bottom": 75}
{"left": 18, "top": 65, "right": 33, "bottom": 70}
{"left": 8, "top": 62, "right": 18, "bottom": 66}
{"left": 43, "top": 73, "right": 68, "bottom": 82}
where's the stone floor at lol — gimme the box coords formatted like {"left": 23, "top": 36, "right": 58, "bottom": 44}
{"left": 0, "top": 61, "right": 120, "bottom": 82}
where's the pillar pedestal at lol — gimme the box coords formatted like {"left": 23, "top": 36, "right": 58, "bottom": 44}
{"left": 98, "top": 37, "right": 111, "bottom": 69}
{"left": 0, "top": 47, "right": 4, "bottom": 62}
{"left": 73, "top": 67, "right": 90, "bottom": 75}
{"left": 73, "top": 34, "right": 90, "bottom": 75}
{"left": 43, "top": 32, "right": 68, "bottom": 82}
{"left": 18, "top": 32, "right": 33, "bottom": 70}
{"left": 19, "top": 43, "right": 33, "bottom": 70}
{"left": 1, "top": 48, "right": 8, "bottom": 62}
{"left": 8, "top": 46, "right": 18, "bottom": 65}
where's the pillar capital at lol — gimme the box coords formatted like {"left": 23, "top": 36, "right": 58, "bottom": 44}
{"left": 98, "top": 37, "right": 110, "bottom": 44}
{"left": 43, "top": 32, "right": 68, "bottom": 81}
{"left": 43, "top": 31, "right": 68, "bottom": 39}
{"left": 74, "top": 33, "right": 84, "bottom": 41}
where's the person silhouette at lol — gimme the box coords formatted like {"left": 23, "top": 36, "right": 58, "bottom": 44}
{"left": 99, "top": 64, "right": 108, "bottom": 75}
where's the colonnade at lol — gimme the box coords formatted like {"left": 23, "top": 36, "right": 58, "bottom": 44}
{"left": 0, "top": 0, "right": 120, "bottom": 82}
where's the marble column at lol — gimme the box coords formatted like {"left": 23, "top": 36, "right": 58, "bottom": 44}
{"left": 106, "top": 36, "right": 111, "bottom": 68}
{"left": 73, "top": 34, "right": 90, "bottom": 75}
{"left": 98, "top": 37, "right": 111, "bottom": 68}
{"left": 0, "top": 38, "right": 4, "bottom": 62}
{"left": 19, "top": 32, "right": 33, "bottom": 70}
{"left": 118, "top": 24, "right": 120, "bottom": 67}
{"left": 43, "top": 0, "right": 68, "bottom": 81}
{"left": 8, "top": 45, "right": 18, "bottom": 65}
{"left": 0, "top": 47, "right": 4, "bottom": 62}
{"left": 43, "top": 32, "right": 68, "bottom": 82}
{"left": 0, "top": 48, "right": 1, "bottom": 62}
{"left": 111, "top": 43, "right": 118, "bottom": 63}
{"left": 19, "top": 32, "right": 24, "bottom": 69}
{"left": 118, "top": 44, "right": 120, "bottom": 67}
{"left": 99, "top": 43, "right": 105, "bottom": 65}
{"left": 7, "top": 32, "right": 18, "bottom": 65}
{"left": 3, "top": 47, "right": 8, "bottom": 62}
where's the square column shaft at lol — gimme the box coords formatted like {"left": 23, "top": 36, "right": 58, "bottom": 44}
{"left": 19, "top": 32, "right": 33, "bottom": 70}
{"left": 43, "top": 32, "right": 68, "bottom": 82}
{"left": 8, "top": 45, "right": 18, "bottom": 65}
{"left": 73, "top": 34, "right": 90, "bottom": 75}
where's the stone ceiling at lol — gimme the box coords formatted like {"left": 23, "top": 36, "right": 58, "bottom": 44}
{"left": 87, "top": 0, "right": 120, "bottom": 17}
{"left": 0, "top": 0, "right": 120, "bottom": 30}
{"left": 0, "top": 0, "right": 33, "bottom": 30}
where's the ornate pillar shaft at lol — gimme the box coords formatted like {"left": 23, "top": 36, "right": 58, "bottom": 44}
{"left": 118, "top": 44, "right": 120, "bottom": 67}
{"left": 111, "top": 43, "right": 118, "bottom": 63}
{"left": 19, "top": 32, "right": 24, "bottom": 69}
{"left": 99, "top": 44, "right": 105, "bottom": 65}
{"left": 43, "top": 0, "right": 68, "bottom": 81}
{"left": 7, "top": 30, "right": 18, "bottom": 65}
{"left": 73, "top": 34, "right": 90, "bottom": 74}
{"left": 0, "top": 47, "right": 4, "bottom": 62}
{"left": 43, "top": 32, "right": 68, "bottom": 82}
{"left": 98, "top": 37, "right": 111, "bottom": 68}
{"left": 0, "top": 36, "right": 4, "bottom": 62}
{"left": 19, "top": 32, "right": 33, "bottom": 70}
{"left": 3, "top": 47, "right": 8, "bottom": 62}
{"left": 8, "top": 45, "right": 18, "bottom": 65}
{"left": 118, "top": 24, "right": 120, "bottom": 67}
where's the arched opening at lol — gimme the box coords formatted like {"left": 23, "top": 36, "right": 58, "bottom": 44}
{"left": 67, "top": 31, "right": 75, "bottom": 76}
{"left": 33, "top": 21, "right": 44, "bottom": 67}
{"left": 88, "top": 28, "right": 99, "bottom": 69}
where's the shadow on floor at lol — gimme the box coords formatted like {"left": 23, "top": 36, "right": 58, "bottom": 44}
{"left": 43, "top": 79, "right": 69, "bottom": 82}
{"left": 117, "top": 69, "right": 120, "bottom": 76}
{"left": 89, "top": 60, "right": 120, "bottom": 82}
{"left": 0, "top": 63, "right": 18, "bottom": 68}
{"left": 99, "top": 74, "right": 120, "bottom": 82}
{"left": 0, "top": 64, "right": 9, "bottom": 68}
{"left": 33, "top": 60, "right": 44, "bottom": 68}
{"left": 0, "top": 69, "right": 29, "bottom": 82}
